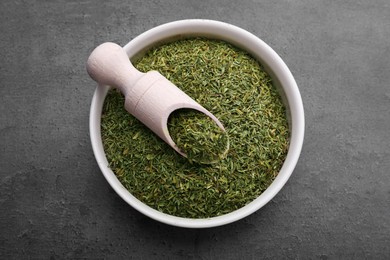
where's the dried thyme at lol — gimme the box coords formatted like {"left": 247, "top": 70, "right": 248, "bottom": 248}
{"left": 101, "top": 38, "right": 289, "bottom": 218}
{"left": 168, "top": 109, "right": 229, "bottom": 164}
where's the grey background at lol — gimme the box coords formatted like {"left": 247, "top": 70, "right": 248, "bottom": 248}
{"left": 1, "top": 0, "right": 389, "bottom": 259}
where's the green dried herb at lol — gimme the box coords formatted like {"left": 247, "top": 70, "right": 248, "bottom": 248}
{"left": 168, "top": 109, "right": 229, "bottom": 164}
{"left": 101, "top": 38, "right": 289, "bottom": 218}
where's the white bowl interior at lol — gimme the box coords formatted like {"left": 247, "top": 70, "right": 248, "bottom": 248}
{"left": 89, "top": 19, "right": 304, "bottom": 228}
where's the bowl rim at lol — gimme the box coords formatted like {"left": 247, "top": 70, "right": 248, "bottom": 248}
{"left": 89, "top": 19, "right": 305, "bottom": 228}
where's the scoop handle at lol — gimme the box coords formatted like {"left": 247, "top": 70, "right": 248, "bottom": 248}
{"left": 86, "top": 42, "right": 144, "bottom": 96}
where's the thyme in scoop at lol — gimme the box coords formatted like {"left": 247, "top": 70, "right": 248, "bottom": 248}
{"left": 101, "top": 38, "right": 289, "bottom": 218}
{"left": 168, "top": 109, "right": 229, "bottom": 164}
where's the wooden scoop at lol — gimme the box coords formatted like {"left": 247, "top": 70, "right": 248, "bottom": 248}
{"left": 87, "top": 42, "right": 227, "bottom": 161}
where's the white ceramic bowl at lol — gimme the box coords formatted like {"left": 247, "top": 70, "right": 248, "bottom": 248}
{"left": 89, "top": 19, "right": 304, "bottom": 228}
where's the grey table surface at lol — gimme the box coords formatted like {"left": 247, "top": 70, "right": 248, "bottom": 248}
{"left": 1, "top": 1, "right": 389, "bottom": 259}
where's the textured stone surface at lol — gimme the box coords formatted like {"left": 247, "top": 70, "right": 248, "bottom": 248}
{"left": 1, "top": 0, "right": 389, "bottom": 259}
